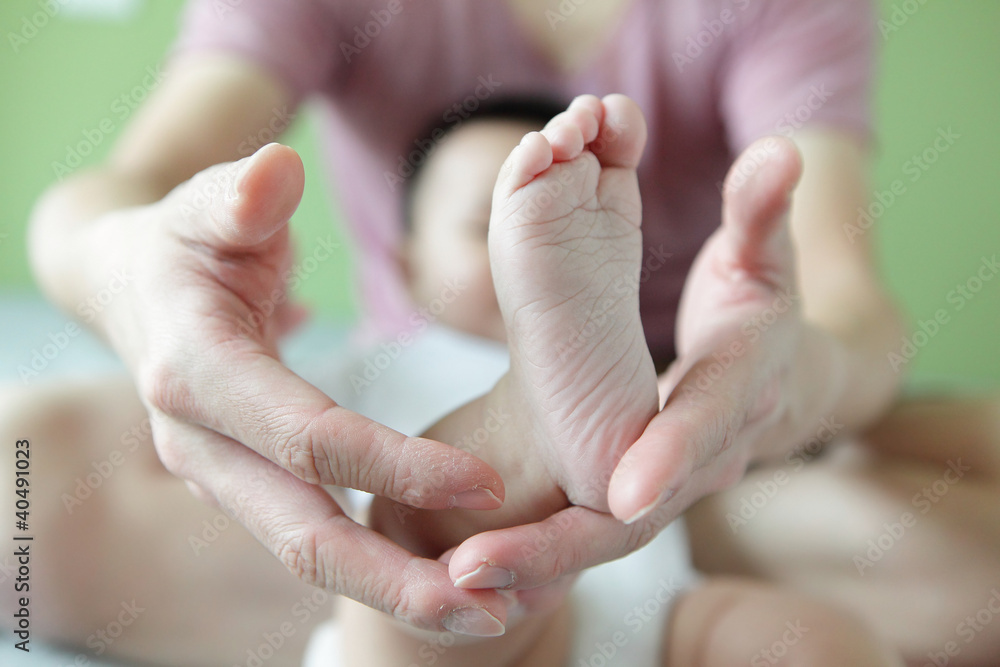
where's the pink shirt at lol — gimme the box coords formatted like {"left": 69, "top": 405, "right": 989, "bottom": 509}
{"left": 173, "top": 0, "right": 876, "bottom": 364}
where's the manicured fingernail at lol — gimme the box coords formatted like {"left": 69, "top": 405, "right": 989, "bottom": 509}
{"left": 624, "top": 488, "right": 675, "bottom": 525}
{"left": 443, "top": 607, "right": 505, "bottom": 637}
{"left": 454, "top": 564, "right": 515, "bottom": 589}
{"left": 449, "top": 487, "right": 501, "bottom": 510}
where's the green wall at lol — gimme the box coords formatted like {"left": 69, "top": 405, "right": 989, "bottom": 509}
{"left": 871, "top": 1, "right": 1000, "bottom": 386}
{"left": 1, "top": 0, "right": 998, "bottom": 385}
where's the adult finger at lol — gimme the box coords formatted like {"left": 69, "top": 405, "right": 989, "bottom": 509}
{"left": 605, "top": 137, "right": 806, "bottom": 524}
{"left": 169, "top": 420, "right": 508, "bottom": 636}
{"left": 449, "top": 441, "right": 754, "bottom": 592}
{"left": 440, "top": 548, "right": 577, "bottom": 621}
{"left": 606, "top": 342, "right": 778, "bottom": 524}
{"left": 162, "top": 142, "right": 304, "bottom": 250}
{"left": 719, "top": 135, "right": 802, "bottom": 287}
{"left": 447, "top": 505, "right": 675, "bottom": 592}
{"left": 145, "top": 143, "right": 506, "bottom": 509}
{"left": 144, "top": 349, "right": 505, "bottom": 510}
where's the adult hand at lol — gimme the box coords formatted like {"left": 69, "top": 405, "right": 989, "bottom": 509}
{"left": 447, "top": 136, "right": 847, "bottom": 590}
{"left": 76, "top": 143, "right": 509, "bottom": 633}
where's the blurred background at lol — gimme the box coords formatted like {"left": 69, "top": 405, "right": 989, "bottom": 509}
{"left": 1, "top": 0, "right": 998, "bottom": 387}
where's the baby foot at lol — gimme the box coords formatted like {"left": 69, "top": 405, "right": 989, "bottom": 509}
{"left": 489, "top": 94, "right": 659, "bottom": 511}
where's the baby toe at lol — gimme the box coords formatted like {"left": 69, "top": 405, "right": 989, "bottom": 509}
{"left": 592, "top": 94, "right": 648, "bottom": 170}
{"left": 565, "top": 95, "right": 604, "bottom": 144}
{"left": 497, "top": 131, "right": 555, "bottom": 195}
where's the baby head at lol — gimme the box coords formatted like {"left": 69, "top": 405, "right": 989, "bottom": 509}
{"left": 400, "top": 98, "right": 566, "bottom": 342}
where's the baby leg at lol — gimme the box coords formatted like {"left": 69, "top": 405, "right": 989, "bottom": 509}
{"left": 0, "top": 376, "right": 327, "bottom": 667}
{"left": 686, "top": 396, "right": 1000, "bottom": 665}
{"left": 665, "top": 578, "right": 903, "bottom": 666}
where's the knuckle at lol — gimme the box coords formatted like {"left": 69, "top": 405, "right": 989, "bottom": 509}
{"left": 708, "top": 411, "right": 738, "bottom": 457}
{"left": 717, "top": 419, "right": 740, "bottom": 455}
{"left": 376, "top": 457, "right": 406, "bottom": 504}
{"left": 332, "top": 419, "right": 418, "bottom": 499}
{"left": 377, "top": 437, "right": 426, "bottom": 503}
{"left": 277, "top": 527, "right": 327, "bottom": 590}
{"left": 150, "top": 428, "right": 190, "bottom": 480}
{"left": 184, "top": 480, "right": 218, "bottom": 506}
{"left": 623, "top": 517, "right": 660, "bottom": 554}
{"left": 548, "top": 511, "right": 587, "bottom": 575}
{"left": 382, "top": 565, "right": 427, "bottom": 626}
{"left": 711, "top": 453, "right": 751, "bottom": 493}
{"left": 562, "top": 541, "right": 592, "bottom": 576}
{"left": 307, "top": 529, "right": 420, "bottom": 626}
{"left": 692, "top": 405, "right": 743, "bottom": 468}
{"left": 269, "top": 422, "right": 325, "bottom": 485}
{"left": 554, "top": 540, "right": 588, "bottom": 578}
{"left": 184, "top": 164, "right": 235, "bottom": 209}
{"left": 139, "top": 358, "right": 191, "bottom": 417}
{"left": 631, "top": 523, "right": 656, "bottom": 552}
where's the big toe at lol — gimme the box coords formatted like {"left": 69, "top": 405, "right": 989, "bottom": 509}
{"left": 590, "top": 94, "right": 647, "bottom": 170}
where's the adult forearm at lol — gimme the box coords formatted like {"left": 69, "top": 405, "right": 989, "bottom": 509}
{"left": 763, "top": 128, "right": 909, "bottom": 455}
{"left": 752, "top": 293, "right": 906, "bottom": 461}
{"left": 821, "top": 290, "right": 907, "bottom": 432}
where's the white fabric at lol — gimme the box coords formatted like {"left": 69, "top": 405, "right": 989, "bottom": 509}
{"left": 302, "top": 322, "right": 511, "bottom": 437}
{"left": 567, "top": 521, "right": 696, "bottom": 667}
{"left": 303, "top": 526, "right": 694, "bottom": 667}
{"left": 297, "top": 324, "right": 696, "bottom": 667}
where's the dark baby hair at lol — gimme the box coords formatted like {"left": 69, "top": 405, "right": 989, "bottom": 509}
{"left": 401, "top": 95, "right": 569, "bottom": 232}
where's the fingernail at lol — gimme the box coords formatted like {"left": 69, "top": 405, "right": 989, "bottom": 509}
{"left": 624, "top": 488, "right": 675, "bottom": 525}
{"left": 443, "top": 607, "right": 506, "bottom": 637}
{"left": 449, "top": 487, "right": 501, "bottom": 510}
{"left": 226, "top": 159, "right": 251, "bottom": 202}
{"left": 454, "top": 564, "right": 515, "bottom": 589}
{"left": 228, "top": 144, "right": 274, "bottom": 201}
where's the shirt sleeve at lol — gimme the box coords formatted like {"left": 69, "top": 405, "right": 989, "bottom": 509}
{"left": 719, "top": 0, "right": 878, "bottom": 151}
{"left": 169, "top": 0, "right": 343, "bottom": 105}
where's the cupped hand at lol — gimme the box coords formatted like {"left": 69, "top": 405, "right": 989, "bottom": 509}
{"left": 447, "top": 136, "right": 845, "bottom": 591}
{"left": 86, "top": 143, "right": 509, "bottom": 634}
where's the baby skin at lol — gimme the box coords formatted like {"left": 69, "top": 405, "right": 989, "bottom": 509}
{"left": 338, "top": 95, "right": 903, "bottom": 666}
{"left": 384, "top": 95, "right": 658, "bottom": 558}
{"left": 340, "top": 93, "right": 657, "bottom": 665}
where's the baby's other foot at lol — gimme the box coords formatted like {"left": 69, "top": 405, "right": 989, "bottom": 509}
{"left": 489, "top": 94, "right": 659, "bottom": 511}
